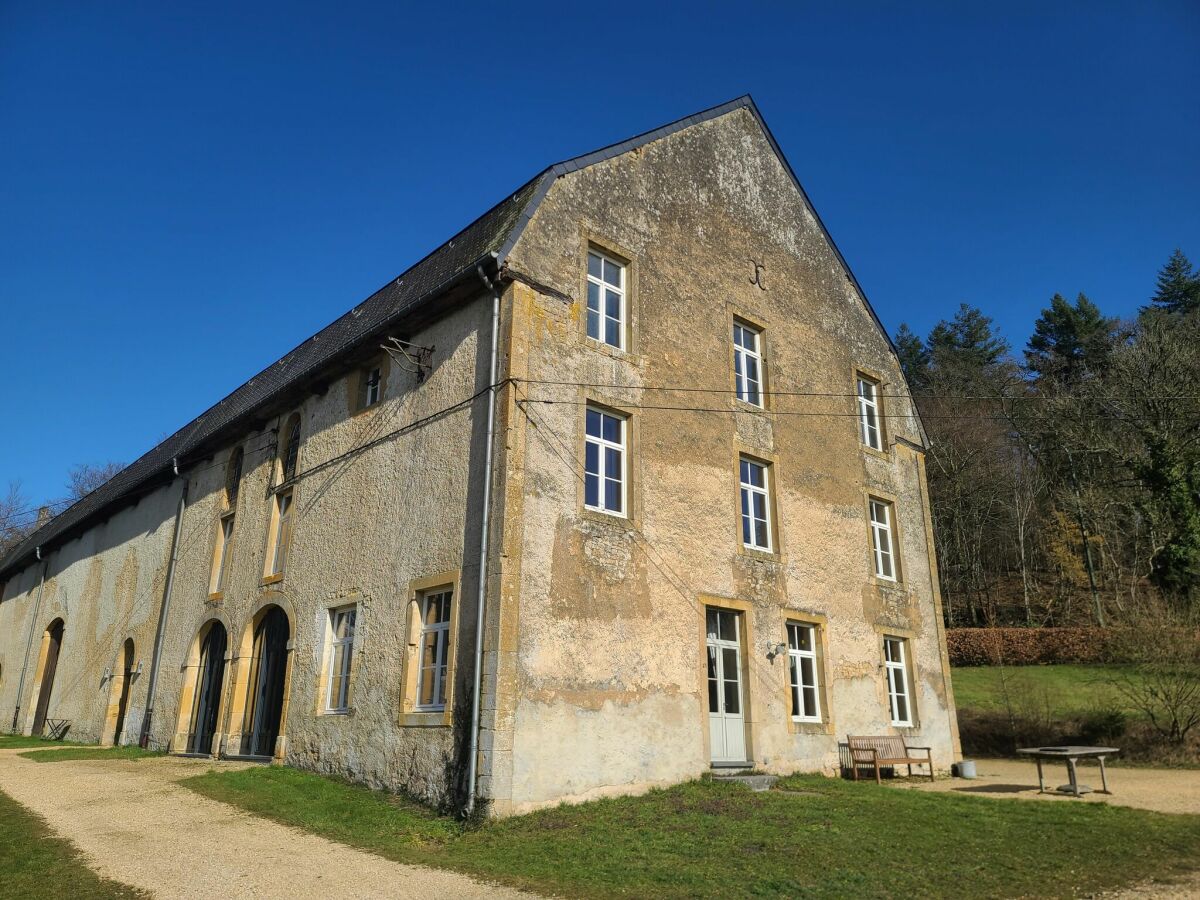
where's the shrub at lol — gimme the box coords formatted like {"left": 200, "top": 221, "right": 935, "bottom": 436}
{"left": 947, "top": 628, "right": 1134, "bottom": 666}
{"left": 1104, "top": 626, "right": 1200, "bottom": 744}
{"left": 1078, "top": 707, "right": 1129, "bottom": 744}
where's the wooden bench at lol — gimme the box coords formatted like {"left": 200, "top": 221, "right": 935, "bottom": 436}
{"left": 847, "top": 735, "right": 934, "bottom": 783}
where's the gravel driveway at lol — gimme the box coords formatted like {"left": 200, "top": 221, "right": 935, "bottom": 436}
{"left": 0, "top": 749, "right": 529, "bottom": 899}
{"left": 890, "top": 757, "right": 1200, "bottom": 815}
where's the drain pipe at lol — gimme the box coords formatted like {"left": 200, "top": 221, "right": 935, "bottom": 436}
{"left": 465, "top": 263, "right": 502, "bottom": 817}
{"left": 11, "top": 558, "right": 49, "bottom": 732}
{"left": 139, "top": 462, "right": 188, "bottom": 748}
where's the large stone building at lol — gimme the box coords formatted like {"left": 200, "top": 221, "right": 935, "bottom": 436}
{"left": 0, "top": 96, "right": 959, "bottom": 815}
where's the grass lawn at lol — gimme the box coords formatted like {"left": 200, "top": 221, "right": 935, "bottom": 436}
{"left": 951, "top": 664, "right": 1141, "bottom": 716}
{"left": 0, "top": 734, "right": 85, "bottom": 750}
{"left": 19, "top": 746, "right": 162, "bottom": 763}
{"left": 183, "top": 766, "right": 1200, "bottom": 899}
{"left": 0, "top": 788, "right": 146, "bottom": 898}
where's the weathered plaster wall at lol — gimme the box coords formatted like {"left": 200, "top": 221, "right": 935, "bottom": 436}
{"left": 0, "top": 484, "right": 179, "bottom": 746}
{"left": 0, "top": 297, "right": 494, "bottom": 806}
{"left": 497, "top": 107, "right": 959, "bottom": 812}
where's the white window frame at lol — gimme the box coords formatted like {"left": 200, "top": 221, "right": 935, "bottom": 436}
{"left": 869, "top": 498, "right": 896, "bottom": 581}
{"left": 416, "top": 589, "right": 453, "bottom": 711}
{"left": 584, "top": 407, "right": 627, "bottom": 516}
{"left": 363, "top": 365, "right": 382, "bottom": 407}
{"left": 787, "top": 622, "right": 821, "bottom": 722}
{"left": 586, "top": 250, "right": 626, "bottom": 350}
{"left": 884, "top": 637, "right": 913, "bottom": 726}
{"left": 733, "top": 322, "right": 764, "bottom": 407}
{"left": 857, "top": 376, "right": 882, "bottom": 450}
{"left": 325, "top": 605, "right": 357, "bottom": 712}
{"left": 739, "top": 457, "right": 772, "bottom": 551}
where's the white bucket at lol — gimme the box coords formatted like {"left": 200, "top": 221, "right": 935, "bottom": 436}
{"left": 954, "top": 760, "right": 978, "bottom": 779}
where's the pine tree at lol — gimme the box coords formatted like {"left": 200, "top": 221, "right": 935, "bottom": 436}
{"left": 1025, "top": 292, "right": 1118, "bottom": 384}
{"left": 1147, "top": 248, "right": 1200, "bottom": 316}
{"left": 894, "top": 323, "right": 930, "bottom": 392}
{"left": 927, "top": 303, "right": 1009, "bottom": 371}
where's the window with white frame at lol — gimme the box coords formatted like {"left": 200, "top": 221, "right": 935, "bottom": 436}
{"left": 326, "top": 605, "right": 356, "bottom": 712}
{"left": 739, "top": 457, "right": 772, "bottom": 551}
{"left": 857, "top": 375, "right": 882, "bottom": 450}
{"left": 417, "top": 588, "right": 452, "bottom": 710}
{"left": 733, "top": 322, "right": 764, "bottom": 407}
{"left": 884, "top": 636, "right": 912, "bottom": 725}
{"left": 869, "top": 498, "right": 896, "bottom": 580}
{"left": 787, "top": 622, "right": 821, "bottom": 721}
{"left": 584, "top": 407, "right": 626, "bottom": 515}
{"left": 586, "top": 250, "right": 625, "bottom": 349}
{"left": 361, "top": 364, "right": 382, "bottom": 408}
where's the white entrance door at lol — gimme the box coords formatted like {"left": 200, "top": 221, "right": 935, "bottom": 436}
{"left": 706, "top": 608, "right": 747, "bottom": 763}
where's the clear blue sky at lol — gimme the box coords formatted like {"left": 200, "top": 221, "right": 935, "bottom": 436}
{"left": 2, "top": 1, "right": 1197, "bottom": 514}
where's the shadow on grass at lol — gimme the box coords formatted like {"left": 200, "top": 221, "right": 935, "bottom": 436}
{"left": 0, "top": 734, "right": 85, "bottom": 750}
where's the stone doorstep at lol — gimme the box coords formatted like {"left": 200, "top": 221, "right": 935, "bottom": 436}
{"left": 711, "top": 773, "right": 779, "bottom": 792}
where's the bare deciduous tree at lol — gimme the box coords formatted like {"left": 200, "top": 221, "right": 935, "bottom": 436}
{"left": 67, "top": 461, "right": 125, "bottom": 501}
{"left": 0, "top": 481, "right": 33, "bottom": 556}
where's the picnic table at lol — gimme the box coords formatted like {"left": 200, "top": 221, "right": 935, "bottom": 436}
{"left": 1016, "top": 745, "right": 1119, "bottom": 797}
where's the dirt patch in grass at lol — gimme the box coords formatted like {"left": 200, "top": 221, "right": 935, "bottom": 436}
{"left": 185, "top": 765, "right": 1200, "bottom": 899}
{"left": 0, "top": 787, "right": 145, "bottom": 899}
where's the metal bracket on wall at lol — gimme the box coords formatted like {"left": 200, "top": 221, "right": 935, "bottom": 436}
{"left": 382, "top": 337, "right": 434, "bottom": 382}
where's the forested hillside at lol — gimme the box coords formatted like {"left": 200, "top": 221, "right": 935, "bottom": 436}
{"left": 901, "top": 249, "right": 1200, "bottom": 628}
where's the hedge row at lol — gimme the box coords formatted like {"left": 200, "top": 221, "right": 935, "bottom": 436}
{"left": 947, "top": 628, "right": 1124, "bottom": 666}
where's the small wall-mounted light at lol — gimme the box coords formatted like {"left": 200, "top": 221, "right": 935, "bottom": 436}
{"left": 135, "top": 660, "right": 144, "bottom": 676}
{"left": 766, "top": 641, "right": 787, "bottom": 661}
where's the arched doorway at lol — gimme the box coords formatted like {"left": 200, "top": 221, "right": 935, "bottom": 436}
{"left": 240, "top": 606, "right": 289, "bottom": 757}
{"left": 103, "top": 639, "right": 135, "bottom": 746}
{"left": 186, "top": 622, "right": 228, "bottom": 754}
{"left": 31, "top": 619, "right": 64, "bottom": 737}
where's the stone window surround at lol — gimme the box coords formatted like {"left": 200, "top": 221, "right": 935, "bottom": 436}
{"left": 262, "top": 411, "right": 303, "bottom": 586}
{"left": 864, "top": 490, "right": 903, "bottom": 584}
{"left": 873, "top": 628, "right": 916, "bottom": 734}
{"left": 852, "top": 364, "right": 891, "bottom": 459}
{"left": 778, "top": 610, "right": 835, "bottom": 736}
{"left": 732, "top": 442, "right": 784, "bottom": 563}
{"left": 576, "top": 229, "right": 640, "bottom": 362}
{"left": 208, "top": 446, "right": 245, "bottom": 601}
{"left": 321, "top": 602, "right": 358, "bottom": 715}
{"left": 398, "top": 570, "right": 461, "bottom": 728}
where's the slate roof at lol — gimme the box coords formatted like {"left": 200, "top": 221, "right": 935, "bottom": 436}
{"left": 1, "top": 94, "right": 913, "bottom": 580}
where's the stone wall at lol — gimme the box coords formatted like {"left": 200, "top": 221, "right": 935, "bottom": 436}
{"left": 490, "top": 106, "right": 959, "bottom": 813}
{"left": 0, "top": 297, "right": 493, "bottom": 807}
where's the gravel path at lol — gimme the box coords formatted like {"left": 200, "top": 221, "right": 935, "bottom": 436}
{"left": 0, "top": 749, "right": 529, "bottom": 899}
{"left": 890, "top": 757, "right": 1200, "bottom": 815}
